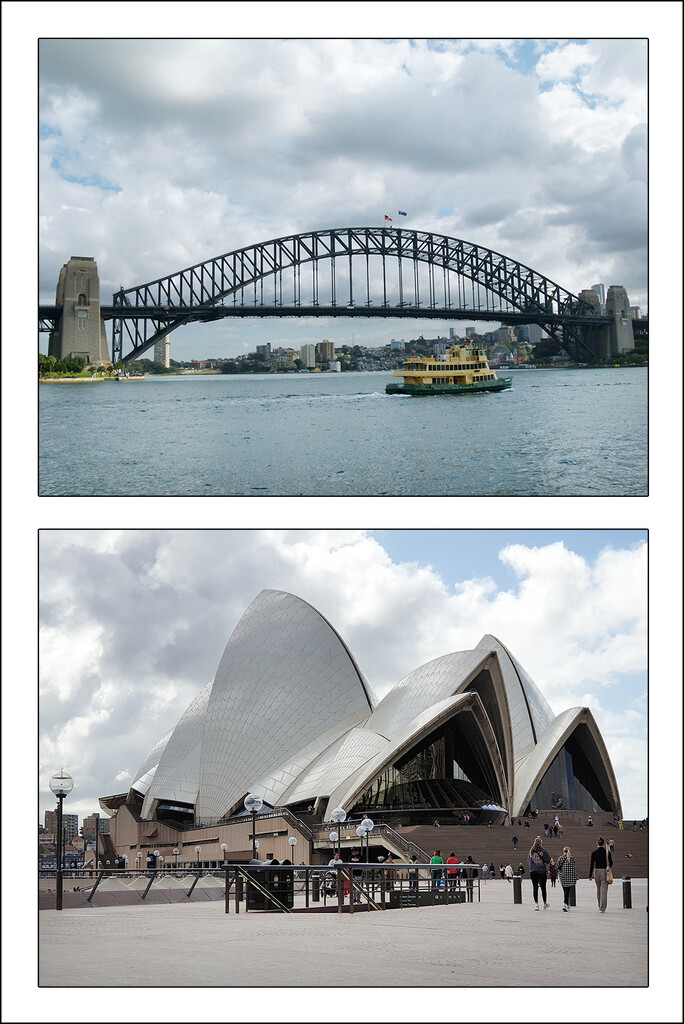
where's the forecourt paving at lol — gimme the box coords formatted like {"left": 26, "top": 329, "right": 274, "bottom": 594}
{"left": 39, "top": 878, "right": 647, "bottom": 988}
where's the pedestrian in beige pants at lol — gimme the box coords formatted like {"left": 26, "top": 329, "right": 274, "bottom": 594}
{"left": 589, "top": 836, "right": 613, "bottom": 913}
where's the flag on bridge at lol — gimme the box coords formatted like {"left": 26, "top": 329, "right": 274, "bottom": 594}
{"left": 398, "top": 210, "right": 407, "bottom": 216}
{"left": 384, "top": 214, "right": 392, "bottom": 222}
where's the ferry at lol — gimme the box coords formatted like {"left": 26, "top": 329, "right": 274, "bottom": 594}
{"left": 386, "top": 343, "right": 512, "bottom": 396}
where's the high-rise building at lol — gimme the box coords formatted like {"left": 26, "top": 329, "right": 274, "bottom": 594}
{"left": 591, "top": 283, "right": 606, "bottom": 315}
{"left": 316, "top": 340, "right": 335, "bottom": 361}
{"left": 256, "top": 343, "right": 271, "bottom": 358}
{"left": 44, "top": 809, "right": 78, "bottom": 841}
{"left": 591, "top": 283, "right": 605, "bottom": 306}
{"left": 300, "top": 344, "right": 316, "bottom": 368}
{"left": 82, "top": 812, "right": 109, "bottom": 836}
{"left": 153, "top": 334, "right": 170, "bottom": 367}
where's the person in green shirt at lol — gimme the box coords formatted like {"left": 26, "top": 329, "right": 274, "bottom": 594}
{"left": 431, "top": 850, "right": 444, "bottom": 890}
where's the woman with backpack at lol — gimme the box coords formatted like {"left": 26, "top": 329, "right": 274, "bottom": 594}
{"left": 527, "top": 836, "right": 551, "bottom": 910}
{"left": 556, "top": 846, "right": 577, "bottom": 911}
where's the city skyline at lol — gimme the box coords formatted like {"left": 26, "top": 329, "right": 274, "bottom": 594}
{"left": 36, "top": 33, "right": 648, "bottom": 360}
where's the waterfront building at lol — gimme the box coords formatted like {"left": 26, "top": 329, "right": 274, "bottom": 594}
{"left": 256, "top": 343, "right": 272, "bottom": 358}
{"left": 102, "top": 591, "right": 622, "bottom": 861}
{"left": 153, "top": 335, "right": 170, "bottom": 368}
{"left": 316, "top": 340, "right": 335, "bottom": 362}
{"left": 300, "top": 344, "right": 316, "bottom": 368}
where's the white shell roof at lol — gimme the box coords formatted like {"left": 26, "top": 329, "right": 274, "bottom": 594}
{"left": 476, "top": 635, "right": 554, "bottom": 767}
{"left": 512, "top": 706, "right": 623, "bottom": 818}
{"left": 131, "top": 729, "right": 173, "bottom": 796}
{"left": 141, "top": 680, "right": 213, "bottom": 817}
{"left": 366, "top": 649, "right": 490, "bottom": 738}
{"left": 197, "top": 590, "right": 375, "bottom": 819}
{"left": 129, "top": 595, "right": 620, "bottom": 824}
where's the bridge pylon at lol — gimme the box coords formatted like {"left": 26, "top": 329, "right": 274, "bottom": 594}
{"left": 48, "top": 257, "right": 110, "bottom": 366}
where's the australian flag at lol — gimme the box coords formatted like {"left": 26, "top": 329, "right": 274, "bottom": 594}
{"left": 398, "top": 210, "right": 407, "bottom": 216}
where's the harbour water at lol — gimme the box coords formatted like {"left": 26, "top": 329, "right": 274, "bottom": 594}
{"left": 38, "top": 368, "right": 647, "bottom": 496}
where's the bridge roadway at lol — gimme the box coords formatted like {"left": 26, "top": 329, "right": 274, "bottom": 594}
{"left": 39, "top": 303, "right": 614, "bottom": 326}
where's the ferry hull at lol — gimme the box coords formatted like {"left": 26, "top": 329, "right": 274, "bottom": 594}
{"left": 386, "top": 377, "right": 512, "bottom": 396}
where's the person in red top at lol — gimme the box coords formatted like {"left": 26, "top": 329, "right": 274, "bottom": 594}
{"left": 446, "top": 852, "right": 460, "bottom": 890}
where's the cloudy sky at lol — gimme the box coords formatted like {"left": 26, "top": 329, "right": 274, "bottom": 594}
{"left": 36, "top": 30, "right": 649, "bottom": 359}
{"left": 38, "top": 529, "right": 648, "bottom": 821}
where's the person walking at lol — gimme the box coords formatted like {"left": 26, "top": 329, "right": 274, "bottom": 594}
{"left": 499, "top": 864, "right": 505, "bottom": 879}
{"left": 489, "top": 862, "right": 496, "bottom": 880}
{"left": 504, "top": 863, "right": 513, "bottom": 882}
{"left": 446, "top": 852, "right": 459, "bottom": 890}
{"left": 464, "top": 854, "right": 477, "bottom": 902}
{"left": 430, "top": 851, "right": 444, "bottom": 890}
{"left": 548, "top": 857, "right": 559, "bottom": 888}
{"left": 589, "top": 836, "right": 613, "bottom": 913}
{"left": 528, "top": 836, "right": 551, "bottom": 910}
{"left": 556, "top": 846, "right": 577, "bottom": 911}
{"left": 512, "top": 834, "right": 519, "bottom": 851}
{"left": 407, "top": 854, "right": 419, "bottom": 894}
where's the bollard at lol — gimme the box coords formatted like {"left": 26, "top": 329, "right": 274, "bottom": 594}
{"left": 622, "top": 877, "right": 632, "bottom": 909}
{"left": 312, "top": 874, "right": 320, "bottom": 902}
{"left": 512, "top": 875, "right": 522, "bottom": 904}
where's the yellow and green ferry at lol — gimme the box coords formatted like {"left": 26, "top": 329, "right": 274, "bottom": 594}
{"left": 386, "top": 343, "right": 512, "bottom": 396}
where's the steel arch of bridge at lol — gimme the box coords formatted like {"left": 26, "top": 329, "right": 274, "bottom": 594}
{"left": 108, "top": 227, "right": 603, "bottom": 363}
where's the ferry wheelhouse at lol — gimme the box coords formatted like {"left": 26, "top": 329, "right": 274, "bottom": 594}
{"left": 386, "top": 343, "right": 512, "bottom": 396}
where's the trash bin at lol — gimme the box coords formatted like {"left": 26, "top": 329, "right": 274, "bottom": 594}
{"left": 622, "top": 877, "right": 632, "bottom": 909}
{"left": 246, "top": 859, "right": 267, "bottom": 910}
{"left": 512, "top": 875, "right": 522, "bottom": 904}
{"left": 274, "top": 865, "right": 294, "bottom": 909}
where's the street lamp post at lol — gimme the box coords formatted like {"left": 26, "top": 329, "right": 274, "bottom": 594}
{"left": 173, "top": 848, "right": 180, "bottom": 871}
{"left": 195, "top": 846, "right": 202, "bottom": 871}
{"left": 220, "top": 843, "right": 228, "bottom": 865}
{"left": 361, "top": 816, "right": 375, "bottom": 864}
{"left": 330, "top": 807, "right": 346, "bottom": 861}
{"left": 244, "top": 793, "right": 263, "bottom": 860}
{"left": 49, "top": 771, "right": 74, "bottom": 911}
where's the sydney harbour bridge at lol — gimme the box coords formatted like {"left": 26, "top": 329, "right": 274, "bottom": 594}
{"left": 39, "top": 226, "right": 636, "bottom": 365}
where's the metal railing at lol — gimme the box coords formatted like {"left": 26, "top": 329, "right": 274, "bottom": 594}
{"left": 41, "top": 863, "right": 481, "bottom": 913}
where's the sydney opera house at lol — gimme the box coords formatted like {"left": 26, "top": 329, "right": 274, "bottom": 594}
{"left": 101, "top": 590, "right": 622, "bottom": 866}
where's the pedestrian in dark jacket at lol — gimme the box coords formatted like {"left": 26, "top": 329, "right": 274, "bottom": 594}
{"left": 548, "top": 857, "right": 559, "bottom": 887}
{"left": 589, "top": 836, "right": 613, "bottom": 913}
{"left": 556, "top": 847, "right": 577, "bottom": 911}
{"left": 527, "top": 836, "right": 551, "bottom": 910}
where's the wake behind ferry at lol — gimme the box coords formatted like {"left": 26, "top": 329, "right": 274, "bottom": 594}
{"left": 386, "top": 343, "right": 512, "bottom": 396}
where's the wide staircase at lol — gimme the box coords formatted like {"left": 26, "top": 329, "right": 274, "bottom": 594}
{"left": 398, "top": 817, "right": 648, "bottom": 878}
